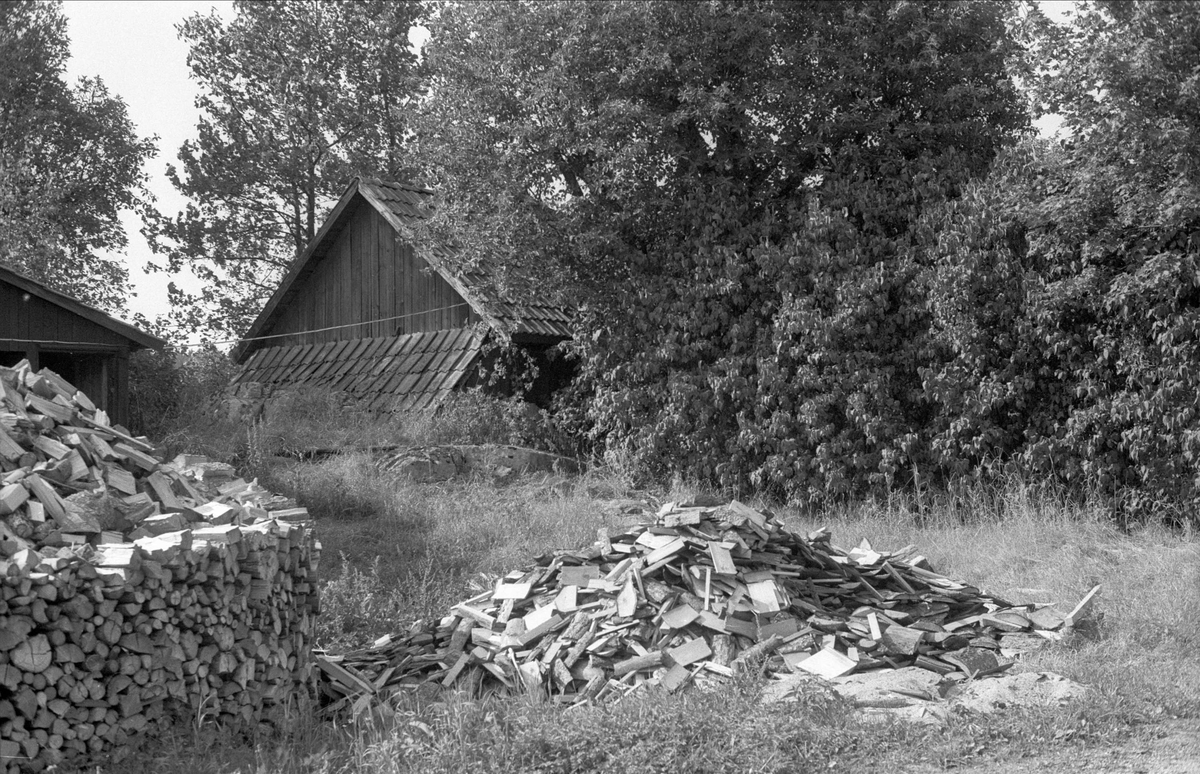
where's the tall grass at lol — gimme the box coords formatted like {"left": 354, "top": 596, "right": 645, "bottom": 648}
{"left": 259, "top": 454, "right": 642, "bottom": 651}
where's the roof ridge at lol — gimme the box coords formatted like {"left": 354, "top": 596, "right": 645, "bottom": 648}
{"left": 358, "top": 176, "right": 436, "bottom": 195}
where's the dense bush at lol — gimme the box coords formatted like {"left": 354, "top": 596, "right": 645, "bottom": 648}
{"left": 412, "top": 0, "right": 1200, "bottom": 523}
{"left": 127, "top": 345, "right": 239, "bottom": 457}
{"left": 412, "top": 389, "right": 580, "bottom": 456}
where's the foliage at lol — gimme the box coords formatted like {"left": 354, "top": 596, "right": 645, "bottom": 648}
{"left": 417, "top": 0, "right": 1029, "bottom": 503}
{"left": 147, "top": 0, "right": 425, "bottom": 338}
{"left": 127, "top": 345, "right": 238, "bottom": 453}
{"left": 910, "top": 1, "right": 1200, "bottom": 521}
{"left": 0, "top": 0, "right": 155, "bottom": 312}
{"left": 1016, "top": 0, "right": 1200, "bottom": 519}
{"left": 412, "top": 389, "right": 576, "bottom": 454}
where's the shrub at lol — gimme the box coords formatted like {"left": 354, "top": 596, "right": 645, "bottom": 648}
{"left": 128, "top": 345, "right": 240, "bottom": 458}
{"left": 409, "top": 389, "right": 579, "bottom": 455}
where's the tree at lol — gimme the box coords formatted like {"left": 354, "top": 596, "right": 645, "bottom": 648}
{"left": 147, "top": 0, "right": 425, "bottom": 338}
{"left": 1012, "top": 0, "right": 1200, "bottom": 516}
{"left": 0, "top": 0, "right": 155, "bottom": 312}
{"left": 416, "top": 0, "right": 1028, "bottom": 500}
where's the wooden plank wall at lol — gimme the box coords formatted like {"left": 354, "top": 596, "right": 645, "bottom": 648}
{"left": 0, "top": 281, "right": 135, "bottom": 424}
{"left": 263, "top": 201, "right": 479, "bottom": 348}
{"left": 0, "top": 283, "right": 133, "bottom": 349}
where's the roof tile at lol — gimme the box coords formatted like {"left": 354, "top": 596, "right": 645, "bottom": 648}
{"left": 232, "top": 330, "right": 484, "bottom": 413}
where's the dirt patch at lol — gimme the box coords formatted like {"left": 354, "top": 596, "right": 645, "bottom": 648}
{"left": 901, "top": 720, "right": 1200, "bottom": 774}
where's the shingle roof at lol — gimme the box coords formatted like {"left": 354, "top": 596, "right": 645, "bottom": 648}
{"left": 358, "top": 179, "right": 573, "bottom": 340}
{"left": 231, "top": 328, "right": 485, "bottom": 413}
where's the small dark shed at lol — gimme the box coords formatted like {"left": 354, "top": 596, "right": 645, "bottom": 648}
{"left": 230, "top": 178, "right": 573, "bottom": 412}
{"left": 0, "top": 265, "right": 166, "bottom": 426}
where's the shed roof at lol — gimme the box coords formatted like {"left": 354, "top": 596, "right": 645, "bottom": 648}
{"left": 232, "top": 178, "right": 571, "bottom": 363}
{"left": 231, "top": 327, "right": 485, "bottom": 413}
{"left": 0, "top": 264, "right": 166, "bottom": 351}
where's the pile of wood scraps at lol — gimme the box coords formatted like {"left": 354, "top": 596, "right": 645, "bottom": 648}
{"left": 317, "top": 500, "right": 1097, "bottom": 713}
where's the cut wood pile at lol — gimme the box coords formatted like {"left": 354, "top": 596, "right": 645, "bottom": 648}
{"left": 0, "top": 361, "right": 320, "bottom": 773}
{"left": 317, "top": 500, "right": 1095, "bottom": 712}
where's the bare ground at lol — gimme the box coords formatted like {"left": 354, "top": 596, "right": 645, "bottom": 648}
{"left": 903, "top": 720, "right": 1200, "bottom": 774}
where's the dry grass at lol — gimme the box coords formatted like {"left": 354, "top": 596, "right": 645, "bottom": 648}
{"left": 96, "top": 460, "right": 1199, "bottom": 774}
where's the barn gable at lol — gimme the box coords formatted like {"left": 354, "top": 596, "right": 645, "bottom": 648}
{"left": 230, "top": 178, "right": 572, "bottom": 413}
{"left": 0, "top": 265, "right": 165, "bottom": 426}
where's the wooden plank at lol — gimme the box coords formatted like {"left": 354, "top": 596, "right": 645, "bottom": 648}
{"left": 0, "top": 425, "right": 24, "bottom": 461}
{"left": 26, "top": 393, "right": 74, "bottom": 423}
{"left": 113, "top": 442, "right": 159, "bottom": 472}
{"left": 746, "top": 578, "right": 784, "bottom": 613}
{"left": 1065, "top": 584, "right": 1102, "bottom": 627}
{"left": 708, "top": 541, "right": 738, "bottom": 575}
{"left": 494, "top": 581, "right": 533, "bottom": 600}
{"left": 0, "top": 482, "right": 28, "bottom": 515}
{"left": 658, "top": 663, "right": 692, "bottom": 693}
{"left": 643, "top": 537, "right": 686, "bottom": 566}
{"left": 613, "top": 651, "right": 663, "bottom": 678}
{"left": 794, "top": 648, "right": 857, "bottom": 679}
{"left": 667, "top": 637, "right": 712, "bottom": 667}
{"left": 662, "top": 604, "right": 700, "bottom": 630}
{"left": 616, "top": 576, "right": 638, "bottom": 618}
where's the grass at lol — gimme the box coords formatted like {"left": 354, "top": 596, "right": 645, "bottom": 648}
{"left": 256, "top": 455, "right": 645, "bottom": 651}
{"left": 88, "top": 452, "right": 1198, "bottom": 773}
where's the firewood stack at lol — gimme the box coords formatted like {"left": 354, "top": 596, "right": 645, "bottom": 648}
{"left": 317, "top": 500, "right": 1092, "bottom": 712}
{"left": 0, "top": 362, "right": 320, "bottom": 773}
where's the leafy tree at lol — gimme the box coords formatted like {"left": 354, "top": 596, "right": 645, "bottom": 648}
{"left": 0, "top": 0, "right": 155, "bottom": 312}
{"left": 147, "top": 0, "right": 425, "bottom": 338}
{"left": 1013, "top": 0, "right": 1200, "bottom": 516}
{"left": 416, "top": 0, "right": 1028, "bottom": 500}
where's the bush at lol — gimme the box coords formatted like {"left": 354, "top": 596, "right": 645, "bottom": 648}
{"left": 409, "top": 389, "right": 579, "bottom": 455}
{"left": 128, "top": 346, "right": 240, "bottom": 458}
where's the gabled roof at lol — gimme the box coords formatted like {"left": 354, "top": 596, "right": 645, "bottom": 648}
{"left": 231, "top": 328, "right": 485, "bottom": 413}
{"left": 360, "top": 180, "right": 572, "bottom": 340}
{"left": 231, "top": 178, "right": 572, "bottom": 363}
{"left": 0, "top": 264, "right": 165, "bottom": 351}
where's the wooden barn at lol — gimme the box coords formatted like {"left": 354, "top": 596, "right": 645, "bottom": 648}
{"left": 230, "top": 178, "right": 573, "bottom": 412}
{"left": 0, "top": 264, "right": 166, "bottom": 426}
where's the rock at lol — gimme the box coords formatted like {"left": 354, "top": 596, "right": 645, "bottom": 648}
{"left": 829, "top": 666, "right": 945, "bottom": 708}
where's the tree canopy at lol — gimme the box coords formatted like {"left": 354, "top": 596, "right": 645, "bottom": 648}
{"left": 0, "top": 0, "right": 155, "bottom": 312}
{"left": 146, "top": 0, "right": 425, "bottom": 338}
{"left": 416, "top": 0, "right": 1029, "bottom": 500}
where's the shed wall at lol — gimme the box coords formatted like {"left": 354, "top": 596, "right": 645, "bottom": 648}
{"left": 0, "top": 283, "right": 134, "bottom": 349}
{"left": 0, "top": 282, "right": 135, "bottom": 425}
{"left": 261, "top": 202, "right": 480, "bottom": 349}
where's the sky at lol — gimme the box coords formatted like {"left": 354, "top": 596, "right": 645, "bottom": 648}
{"left": 62, "top": 0, "right": 233, "bottom": 334}
{"left": 59, "top": 1, "right": 1073, "bottom": 340}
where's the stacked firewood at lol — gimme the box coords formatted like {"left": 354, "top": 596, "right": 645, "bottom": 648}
{"left": 317, "top": 500, "right": 1095, "bottom": 711}
{"left": 0, "top": 362, "right": 319, "bottom": 773}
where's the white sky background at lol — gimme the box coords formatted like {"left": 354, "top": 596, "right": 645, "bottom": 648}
{"left": 60, "top": 0, "right": 1074, "bottom": 343}
{"left": 62, "top": 0, "right": 233, "bottom": 338}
